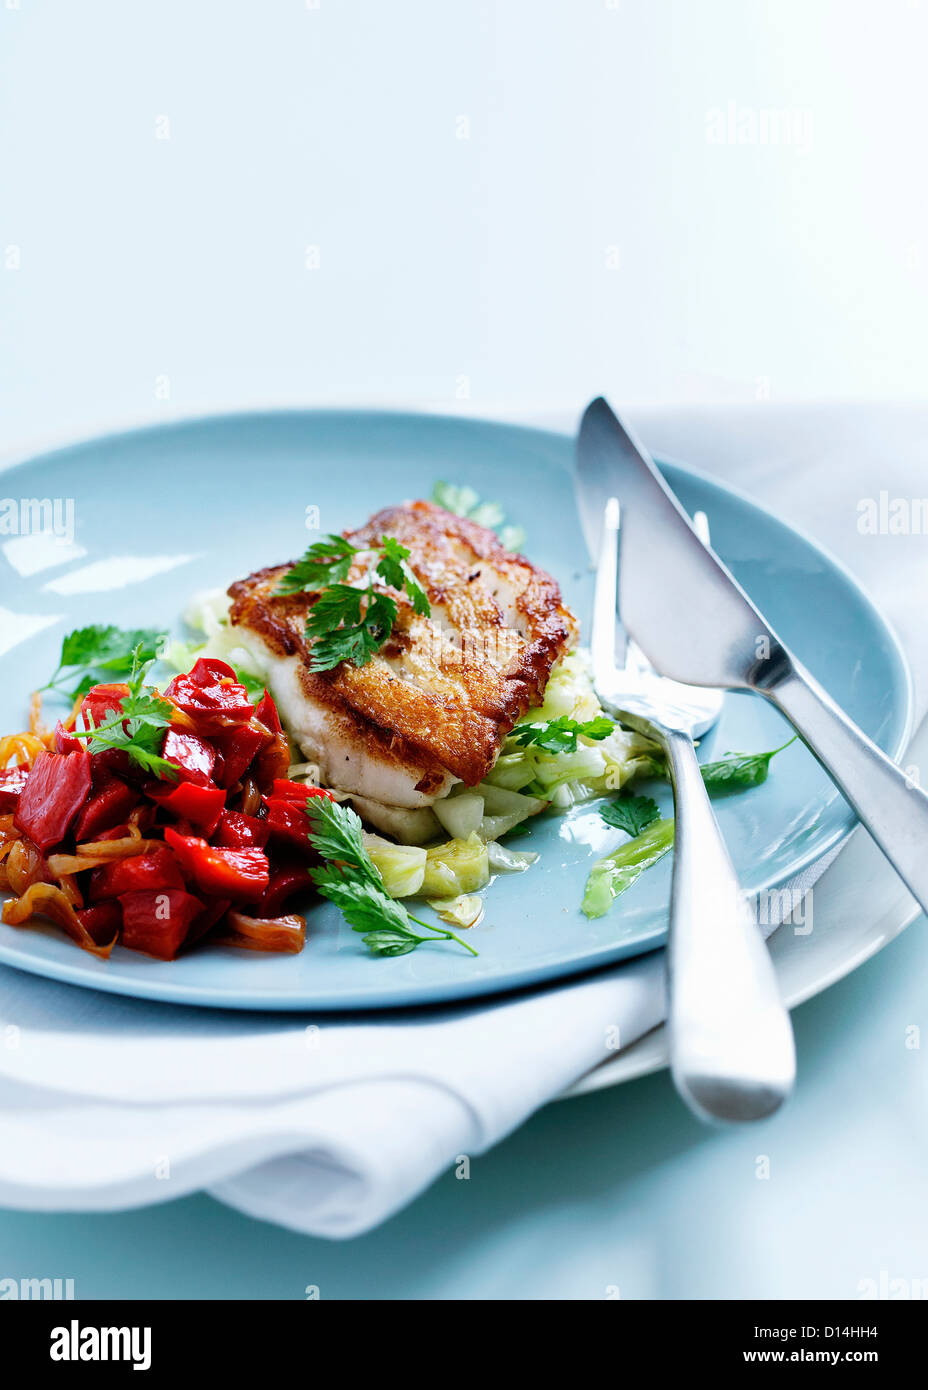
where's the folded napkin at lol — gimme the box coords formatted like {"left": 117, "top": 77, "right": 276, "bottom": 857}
{"left": 0, "top": 404, "right": 924, "bottom": 1238}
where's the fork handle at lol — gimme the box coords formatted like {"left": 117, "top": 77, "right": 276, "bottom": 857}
{"left": 661, "top": 727, "right": 796, "bottom": 1124}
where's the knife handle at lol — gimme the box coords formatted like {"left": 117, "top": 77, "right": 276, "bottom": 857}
{"left": 662, "top": 727, "right": 796, "bottom": 1124}
{"left": 763, "top": 661, "right": 928, "bottom": 914}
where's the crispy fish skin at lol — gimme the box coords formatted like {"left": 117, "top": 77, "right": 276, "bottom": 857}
{"left": 227, "top": 501, "right": 578, "bottom": 804}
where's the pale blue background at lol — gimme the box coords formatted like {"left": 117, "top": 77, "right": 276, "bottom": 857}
{"left": 1, "top": 0, "right": 927, "bottom": 451}
{"left": 2, "top": 0, "right": 927, "bottom": 1300}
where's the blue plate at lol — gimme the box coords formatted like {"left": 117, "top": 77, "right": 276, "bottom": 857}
{"left": 0, "top": 411, "right": 913, "bottom": 1010}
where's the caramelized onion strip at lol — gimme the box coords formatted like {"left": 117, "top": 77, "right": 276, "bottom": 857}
{"left": 214, "top": 911, "right": 305, "bottom": 955}
{"left": 0, "top": 732, "right": 46, "bottom": 771}
{"left": 5, "top": 839, "right": 50, "bottom": 896}
{"left": 1, "top": 882, "right": 116, "bottom": 958}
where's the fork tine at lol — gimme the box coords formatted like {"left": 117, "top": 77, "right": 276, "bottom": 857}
{"left": 591, "top": 497, "right": 621, "bottom": 687}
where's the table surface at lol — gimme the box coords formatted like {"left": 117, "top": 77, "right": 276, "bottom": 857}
{"left": 0, "top": 909, "right": 924, "bottom": 1300}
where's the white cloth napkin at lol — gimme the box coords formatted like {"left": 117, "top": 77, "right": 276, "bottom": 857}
{"left": 0, "top": 404, "right": 924, "bottom": 1238}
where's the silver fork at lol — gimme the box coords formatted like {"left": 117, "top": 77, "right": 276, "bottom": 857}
{"left": 592, "top": 497, "right": 796, "bottom": 1124}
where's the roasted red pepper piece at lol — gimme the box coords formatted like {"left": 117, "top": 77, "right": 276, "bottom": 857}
{"left": 72, "top": 779, "right": 140, "bottom": 842}
{"left": 75, "top": 900, "right": 122, "bottom": 946}
{"left": 93, "top": 823, "right": 131, "bottom": 842}
{"left": 13, "top": 749, "right": 92, "bottom": 852}
{"left": 80, "top": 683, "right": 129, "bottom": 728}
{"left": 262, "top": 784, "right": 334, "bottom": 855}
{"left": 254, "top": 860, "right": 315, "bottom": 917}
{"left": 0, "top": 766, "right": 30, "bottom": 812}
{"left": 163, "top": 826, "right": 269, "bottom": 899}
{"left": 147, "top": 780, "right": 226, "bottom": 836}
{"left": 212, "top": 722, "right": 268, "bottom": 788}
{"left": 212, "top": 810, "right": 270, "bottom": 850}
{"left": 269, "top": 780, "right": 335, "bottom": 802}
{"left": 90, "top": 844, "right": 185, "bottom": 900}
{"left": 90, "top": 748, "right": 133, "bottom": 787}
{"left": 53, "top": 721, "right": 83, "bottom": 754}
{"left": 80, "top": 686, "right": 140, "bottom": 785}
{"left": 164, "top": 658, "right": 253, "bottom": 725}
{"left": 118, "top": 887, "right": 204, "bottom": 959}
{"left": 254, "top": 689, "right": 282, "bottom": 735}
{"left": 252, "top": 733, "right": 291, "bottom": 792}
{"left": 160, "top": 729, "right": 217, "bottom": 786}
{"left": 263, "top": 798, "right": 314, "bottom": 853}
{"left": 185, "top": 894, "right": 232, "bottom": 947}
{"left": 188, "top": 657, "right": 240, "bottom": 685}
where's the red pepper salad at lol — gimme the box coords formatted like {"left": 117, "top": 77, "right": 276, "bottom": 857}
{"left": 0, "top": 657, "right": 333, "bottom": 960}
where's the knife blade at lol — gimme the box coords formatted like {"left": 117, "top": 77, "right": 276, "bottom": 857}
{"left": 576, "top": 395, "right": 928, "bottom": 918}
{"left": 577, "top": 397, "right": 784, "bottom": 690}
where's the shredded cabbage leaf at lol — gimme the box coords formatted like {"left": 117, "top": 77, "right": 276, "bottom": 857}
{"left": 421, "top": 833, "right": 490, "bottom": 898}
{"left": 581, "top": 818, "right": 675, "bottom": 919}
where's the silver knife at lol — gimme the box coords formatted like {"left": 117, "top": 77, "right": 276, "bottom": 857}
{"left": 577, "top": 395, "right": 928, "bottom": 917}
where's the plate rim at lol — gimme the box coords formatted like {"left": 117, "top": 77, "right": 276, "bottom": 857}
{"left": 0, "top": 407, "right": 915, "bottom": 1012}
{"left": 562, "top": 827, "right": 924, "bottom": 1099}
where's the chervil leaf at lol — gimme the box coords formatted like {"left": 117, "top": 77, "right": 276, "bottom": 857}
{"left": 309, "top": 624, "right": 383, "bottom": 673}
{"left": 44, "top": 624, "right": 166, "bottom": 697}
{"left": 468, "top": 500, "right": 505, "bottom": 529}
{"left": 364, "top": 590, "right": 400, "bottom": 640}
{"left": 292, "top": 534, "right": 427, "bottom": 673}
{"left": 94, "top": 628, "right": 165, "bottom": 671}
{"left": 305, "top": 585, "right": 398, "bottom": 673}
{"left": 306, "top": 584, "right": 366, "bottom": 634}
{"left": 431, "top": 481, "right": 524, "bottom": 551}
{"left": 576, "top": 716, "right": 614, "bottom": 740}
{"left": 276, "top": 535, "right": 361, "bottom": 595}
{"left": 599, "top": 793, "right": 661, "bottom": 838}
{"left": 71, "top": 646, "right": 180, "bottom": 780}
{"left": 376, "top": 536, "right": 430, "bottom": 616}
{"left": 509, "top": 714, "right": 615, "bottom": 754}
{"left": 699, "top": 739, "right": 797, "bottom": 792}
{"left": 432, "top": 481, "right": 480, "bottom": 516}
{"left": 497, "top": 524, "right": 525, "bottom": 553}
{"left": 305, "top": 795, "right": 478, "bottom": 959}
{"left": 304, "top": 798, "right": 380, "bottom": 886}
{"left": 363, "top": 932, "right": 420, "bottom": 958}
{"left": 401, "top": 570, "right": 430, "bottom": 617}
{"left": 375, "top": 535, "right": 412, "bottom": 590}
{"left": 60, "top": 625, "right": 122, "bottom": 668}
{"left": 310, "top": 865, "right": 416, "bottom": 937}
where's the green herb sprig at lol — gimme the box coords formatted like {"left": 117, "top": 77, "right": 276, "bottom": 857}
{"left": 698, "top": 738, "right": 797, "bottom": 791}
{"left": 305, "top": 796, "right": 478, "bottom": 958}
{"left": 431, "top": 481, "right": 525, "bottom": 552}
{"left": 71, "top": 646, "right": 180, "bottom": 780}
{"left": 510, "top": 714, "right": 615, "bottom": 755}
{"left": 42, "top": 624, "right": 166, "bottom": 699}
{"left": 275, "top": 536, "right": 362, "bottom": 595}
{"left": 599, "top": 793, "right": 661, "bottom": 838}
{"left": 277, "top": 534, "right": 431, "bottom": 674}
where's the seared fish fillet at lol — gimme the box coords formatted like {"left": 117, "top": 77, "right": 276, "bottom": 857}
{"left": 228, "top": 501, "right": 578, "bottom": 808}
